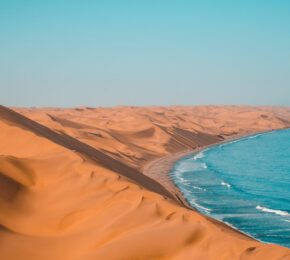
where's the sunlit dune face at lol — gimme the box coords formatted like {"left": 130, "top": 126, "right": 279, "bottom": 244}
{"left": 0, "top": 105, "right": 289, "bottom": 260}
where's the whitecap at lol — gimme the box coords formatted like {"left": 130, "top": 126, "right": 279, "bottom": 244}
{"left": 190, "top": 199, "right": 211, "bottom": 214}
{"left": 175, "top": 173, "right": 188, "bottom": 185}
{"left": 248, "top": 134, "right": 261, "bottom": 139}
{"left": 192, "top": 186, "right": 207, "bottom": 191}
{"left": 223, "top": 221, "right": 237, "bottom": 229}
{"left": 193, "top": 151, "right": 204, "bottom": 160}
{"left": 256, "top": 205, "right": 290, "bottom": 216}
{"left": 221, "top": 181, "right": 231, "bottom": 188}
{"left": 175, "top": 161, "right": 207, "bottom": 172}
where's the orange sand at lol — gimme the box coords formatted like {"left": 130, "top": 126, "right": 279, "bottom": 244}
{"left": 0, "top": 105, "right": 289, "bottom": 260}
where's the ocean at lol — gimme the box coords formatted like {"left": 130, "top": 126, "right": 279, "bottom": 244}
{"left": 170, "top": 129, "right": 290, "bottom": 248}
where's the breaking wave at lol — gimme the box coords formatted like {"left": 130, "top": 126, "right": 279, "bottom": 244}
{"left": 190, "top": 199, "right": 211, "bottom": 214}
{"left": 192, "top": 185, "right": 207, "bottom": 191}
{"left": 193, "top": 151, "right": 204, "bottom": 160}
{"left": 221, "top": 181, "right": 231, "bottom": 188}
{"left": 171, "top": 129, "right": 290, "bottom": 247}
{"left": 256, "top": 205, "right": 290, "bottom": 216}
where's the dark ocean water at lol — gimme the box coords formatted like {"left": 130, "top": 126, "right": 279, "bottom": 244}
{"left": 170, "top": 129, "right": 290, "bottom": 248}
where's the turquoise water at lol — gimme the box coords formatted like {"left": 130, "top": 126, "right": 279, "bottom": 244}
{"left": 170, "top": 129, "right": 290, "bottom": 248}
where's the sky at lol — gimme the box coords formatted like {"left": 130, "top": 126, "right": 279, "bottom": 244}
{"left": 0, "top": 0, "right": 289, "bottom": 107}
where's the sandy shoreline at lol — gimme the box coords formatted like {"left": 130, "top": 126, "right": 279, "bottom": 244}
{"left": 1, "top": 105, "right": 289, "bottom": 259}
{"left": 143, "top": 148, "right": 198, "bottom": 208}
{"left": 142, "top": 130, "right": 282, "bottom": 212}
{"left": 142, "top": 130, "right": 282, "bottom": 240}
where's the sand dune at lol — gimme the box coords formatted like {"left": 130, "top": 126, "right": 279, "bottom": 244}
{"left": 0, "top": 105, "right": 289, "bottom": 259}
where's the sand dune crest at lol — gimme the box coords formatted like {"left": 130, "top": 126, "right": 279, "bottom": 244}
{"left": 0, "top": 105, "right": 289, "bottom": 259}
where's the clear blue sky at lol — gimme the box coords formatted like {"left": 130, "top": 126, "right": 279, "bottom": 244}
{"left": 1, "top": 0, "right": 289, "bottom": 107}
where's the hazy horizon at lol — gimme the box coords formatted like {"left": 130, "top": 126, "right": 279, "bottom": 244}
{"left": 1, "top": 1, "right": 290, "bottom": 107}
{"left": 5, "top": 104, "right": 290, "bottom": 109}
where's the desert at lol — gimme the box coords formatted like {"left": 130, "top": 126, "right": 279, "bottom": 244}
{"left": 0, "top": 105, "right": 289, "bottom": 260}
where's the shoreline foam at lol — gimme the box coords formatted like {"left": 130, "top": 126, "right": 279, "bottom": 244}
{"left": 143, "top": 129, "right": 289, "bottom": 241}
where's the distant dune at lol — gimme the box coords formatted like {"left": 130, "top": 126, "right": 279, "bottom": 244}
{"left": 0, "top": 105, "right": 289, "bottom": 260}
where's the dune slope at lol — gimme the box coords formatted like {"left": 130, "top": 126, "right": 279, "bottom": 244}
{"left": 0, "top": 105, "right": 289, "bottom": 260}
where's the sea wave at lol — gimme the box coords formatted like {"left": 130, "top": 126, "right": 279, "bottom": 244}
{"left": 190, "top": 199, "right": 211, "bottom": 214}
{"left": 174, "top": 177, "right": 207, "bottom": 190}
{"left": 256, "top": 205, "right": 290, "bottom": 216}
{"left": 248, "top": 134, "right": 262, "bottom": 139}
{"left": 176, "top": 161, "right": 207, "bottom": 172}
{"left": 219, "top": 139, "right": 240, "bottom": 148}
{"left": 221, "top": 181, "right": 231, "bottom": 188}
{"left": 174, "top": 172, "right": 188, "bottom": 185}
{"left": 193, "top": 151, "right": 204, "bottom": 160}
{"left": 192, "top": 185, "right": 207, "bottom": 191}
{"left": 223, "top": 220, "right": 237, "bottom": 230}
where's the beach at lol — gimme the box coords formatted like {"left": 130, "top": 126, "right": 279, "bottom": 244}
{"left": 167, "top": 129, "right": 290, "bottom": 247}
{"left": 0, "top": 105, "right": 290, "bottom": 259}
{"left": 142, "top": 130, "right": 277, "bottom": 209}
